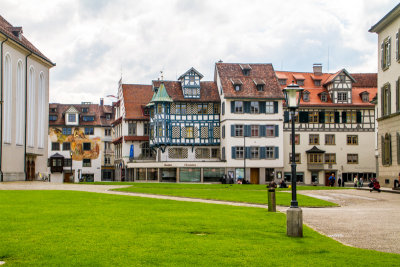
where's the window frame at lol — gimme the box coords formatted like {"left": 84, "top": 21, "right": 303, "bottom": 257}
{"left": 309, "top": 134, "right": 319, "bottom": 145}
{"left": 347, "top": 135, "right": 358, "bottom": 145}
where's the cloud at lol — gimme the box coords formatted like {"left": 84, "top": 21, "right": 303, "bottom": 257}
{"left": 0, "top": 0, "right": 398, "bottom": 104}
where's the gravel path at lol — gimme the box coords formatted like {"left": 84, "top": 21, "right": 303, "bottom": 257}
{"left": 1, "top": 182, "right": 399, "bottom": 254}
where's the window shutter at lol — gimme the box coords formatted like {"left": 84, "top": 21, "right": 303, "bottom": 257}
{"left": 274, "top": 101, "right": 279, "bottom": 113}
{"left": 396, "top": 32, "right": 399, "bottom": 61}
{"left": 245, "top": 147, "right": 251, "bottom": 159}
{"left": 231, "top": 101, "right": 235, "bottom": 113}
{"left": 274, "top": 147, "right": 279, "bottom": 159}
{"left": 222, "top": 102, "right": 225, "bottom": 115}
{"left": 284, "top": 111, "right": 289, "bottom": 122}
{"left": 244, "top": 102, "right": 251, "bottom": 113}
{"left": 397, "top": 133, "right": 400, "bottom": 165}
{"left": 260, "top": 147, "right": 266, "bottom": 159}
{"left": 319, "top": 111, "right": 325, "bottom": 123}
{"left": 397, "top": 79, "right": 399, "bottom": 112}
{"left": 260, "top": 125, "right": 266, "bottom": 137}
{"left": 245, "top": 125, "right": 251, "bottom": 137}
{"left": 274, "top": 125, "right": 279, "bottom": 137}
{"left": 342, "top": 111, "right": 347, "bottom": 123}
{"left": 222, "top": 147, "right": 225, "bottom": 160}
{"left": 389, "top": 134, "right": 392, "bottom": 165}
{"left": 232, "top": 147, "right": 236, "bottom": 159}
{"left": 381, "top": 136, "right": 385, "bottom": 165}
{"left": 231, "top": 125, "right": 235, "bottom": 137}
{"left": 260, "top": 101, "right": 266, "bottom": 113}
{"left": 381, "top": 42, "right": 384, "bottom": 69}
{"left": 222, "top": 125, "right": 225, "bottom": 138}
{"left": 334, "top": 112, "right": 340, "bottom": 123}
{"left": 356, "top": 111, "right": 362, "bottom": 123}
{"left": 299, "top": 111, "right": 309, "bottom": 123}
{"left": 388, "top": 38, "right": 391, "bottom": 66}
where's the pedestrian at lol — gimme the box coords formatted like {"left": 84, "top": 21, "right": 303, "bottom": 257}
{"left": 359, "top": 177, "right": 364, "bottom": 188}
{"left": 328, "top": 172, "right": 336, "bottom": 187}
{"left": 338, "top": 176, "right": 342, "bottom": 187}
{"left": 354, "top": 175, "right": 358, "bottom": 188}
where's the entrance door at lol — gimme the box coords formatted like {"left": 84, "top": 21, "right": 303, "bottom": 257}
{"left": 64, "top": 173, "right": 73, "bottom": 183}
{"left": 26, "top": 160, "right": 36, "bottom": 181}
{"left": 250, "top": 168, "right": 260, "bottom": 184}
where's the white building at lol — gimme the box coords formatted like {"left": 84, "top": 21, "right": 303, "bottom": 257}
{"left": 0, "top": 15, "right": 55, "bottom": 181}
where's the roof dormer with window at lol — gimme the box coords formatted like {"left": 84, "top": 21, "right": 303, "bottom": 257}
{"left": 178, "top": 67, "right": 203, "bottom": 98}
{"left": 239, "top": 64, "right": 252, "bottom": 76}
{"left": 231, "top": 78, "right": 242, "bottom": 91}
{"left": 65, "top": 106, "right": 79, "bottom": 126}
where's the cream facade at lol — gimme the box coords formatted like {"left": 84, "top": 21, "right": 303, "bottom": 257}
{"left": 370, "top": 3, "right": 400, "bottom": 188}
{"left": 1, "top": 17, "right": 54, "bottom": 181}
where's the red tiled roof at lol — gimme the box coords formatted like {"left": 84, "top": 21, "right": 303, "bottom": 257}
{"left": 275, "top": 70, "right": 377, "bottom": 107}
{"left": 0, "top": 16, "right": 54, "bottom": 66}
{"left": 124, "top": 136, "right": 149, "bottom": 142}
{"left": 122, "top": 84, "right": 153, "bottom": 120}
{"left": 112, "top": 136, "right": 123, "bottom": 144}
{"left": 293, "top": 74, "right": 305, "bottom": 80}
{"left": 49, "top": 103, "right": 114, "bottom": 126}
{"left": 216, "top": 63, "right": 283, "bottom": 99}
{"left": 152, "top": 81, "right": 220, "bottom": 102}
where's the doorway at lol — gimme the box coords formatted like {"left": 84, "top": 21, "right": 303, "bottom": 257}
{"left": 325, "top": 171, "right": 336, "bottom": 186}
{"left": 64, "top": 172, "right": 73, "bottom": 183}
{"left": 265, "top": 168, "right": 275, "bottom": 182}
{"left": 26, "top": 159, "right": 36, "bottom": 181}
{"left": 250, "top": 168, "right": 259, "bottom": 184}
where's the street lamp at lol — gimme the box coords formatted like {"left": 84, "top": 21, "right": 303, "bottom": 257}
{"left": 283, "top": 81, "right": 304, "bottom": 237}
{"left": 70, "top": 150, "right": 74, "bottom": 183}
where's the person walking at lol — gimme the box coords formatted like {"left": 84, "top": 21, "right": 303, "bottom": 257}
{"left": 338, "top": 176, "right": 342, "bottom": 187}
{"left": 354, "top": 175, "right": 358, "bottom": 188}
{"left": 328, "top": 173, "right": 336, "bottom": 187}
{"left": 359, "top": 177, "right": 364, "bottom": 188}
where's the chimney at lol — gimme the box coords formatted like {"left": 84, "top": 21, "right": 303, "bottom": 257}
{"left": 100, "top": 98, "right": 104, "bottom": 106}
{"left": 313, "top": 63, "right": 322, "bottom": 76}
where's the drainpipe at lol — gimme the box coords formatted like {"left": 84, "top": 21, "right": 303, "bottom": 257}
{"left": 24, "top": 52, "right": 32, "bottom": 181}
{"left": 0, "top": 37, "right": 8, "bottom": 182}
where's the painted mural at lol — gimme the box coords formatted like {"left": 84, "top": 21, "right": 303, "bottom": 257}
{"left": 49, "top": 128, "right": 101, "bottom": 161}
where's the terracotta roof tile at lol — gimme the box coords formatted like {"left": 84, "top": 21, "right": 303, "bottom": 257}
{"left": 122, "top": 84, "right": 153, "bottom": 120}
{"left": 152, "top": 80, "right": 220, "bottom": 102}
{"left": 216, "top": 63, "right": 283, "bottom": 99}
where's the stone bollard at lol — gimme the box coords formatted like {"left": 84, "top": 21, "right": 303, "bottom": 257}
{"left": 268, "top": 188, "right": 276, "bottom": 212}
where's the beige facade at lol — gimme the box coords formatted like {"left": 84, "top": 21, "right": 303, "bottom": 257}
{"left": 370, "top": 3, "right": 400, "bottom": 187}
{"left": 1, "top": 18, "right": 54, "bottom": 182}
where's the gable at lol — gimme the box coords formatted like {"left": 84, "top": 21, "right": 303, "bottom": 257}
{"left": 65, "top": 106, "right": 79, "bottom": 114}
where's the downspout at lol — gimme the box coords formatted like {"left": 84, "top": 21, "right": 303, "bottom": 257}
{"left": 24, "top": 52, "right": 32, "bottom": 181}
{"left": 0, "top": 37, "right": 8, "bottom": 182}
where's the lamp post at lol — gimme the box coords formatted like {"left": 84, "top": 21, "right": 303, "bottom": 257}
{"left": 70, "top": 150, "right": 74, "bottom": 183}
{"left": 283, "top": 81, "right": 304, "bottom": 237}
{"left": 243, "top": 132, "right": 246, "bottom": 183}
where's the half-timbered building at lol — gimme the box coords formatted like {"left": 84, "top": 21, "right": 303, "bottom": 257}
{"left": 277, "top": 64, "right": 377, "bottom": 185}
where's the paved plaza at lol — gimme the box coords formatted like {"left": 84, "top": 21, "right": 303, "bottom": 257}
{"left": 1, "top": 182, "right": 399, "bottom": 254}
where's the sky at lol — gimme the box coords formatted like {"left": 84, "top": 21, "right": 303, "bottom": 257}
{"left": 0, "top": 0, "right": 398, "bottom": 105}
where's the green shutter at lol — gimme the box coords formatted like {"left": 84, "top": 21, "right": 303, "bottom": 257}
{"left": 245, "top": 125, "right": 251, "bottom": 137}
{"left": 284, "top": 111, "right": 289, "bottom": 122}
{"left": 381, "top": 136, "right": 385, "bottom": 165}
{"left": 274, "top": 147, "right": 279, "bottom": 159}
{"left": 273, "top": 101, "right": 279, "bottom": 113}
{"left": 356, "top": 111, "right": 362, "bottom": 123}
{"left": 244, "top": 102, "right": 251, "bottom": 113}
{"left": 232, "top": 147, "right": 236, "bottom": 159}
{"left": 245, "top": 147, "right": 251, "bottom": 159}
{"left": 334, "top": 112, "right": 340, "bottom": 123}
{"left": 231, "top": 101, "right": 235, "bottom": 113}
{"left": 260, "top": 101, "right": 266, "bottom": 113}
{"left": 299, "top": 111, "right": 309, "bottom": 123}
{"left": 231, "top": 125, "right": 235, "bottom": 137}
{"left": 260, "top": 125, "right": 266, "bottom": 137}
{"left": 342, "top": 112, "right": 347, "bottom": 123}
{"left": 274, "top": 125, "right": 279, "bottom": 137}
{"left": 319, "top": 111, "right": 325, "bottom": 123}
{"left": 389, "top": 134, "right": 392, "bottom": 165}
{"left": 397, "top": 133, "right": 400, "bottom": 165}
{"left": 260, "top": 147, "right": 266, "bottom": 159}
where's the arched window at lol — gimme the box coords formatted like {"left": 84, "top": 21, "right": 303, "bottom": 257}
{"left": 37, "top": 72, "right": 45, "bottom": 148}
{"left": 4, "top": 54, "right": 12, "bottom": 144}
{"left": 16, "top": 60, "right": 24, "bottom": 145}
{"left": 28, "top": 66, "right": 35, "bottom": 147}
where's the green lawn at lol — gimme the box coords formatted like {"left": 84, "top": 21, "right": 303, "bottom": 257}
{"left": 0, "top": 191, "right": 398, "bottom": 266}
{"left": 101, "top": 183, "right": 338, "bottom": 207}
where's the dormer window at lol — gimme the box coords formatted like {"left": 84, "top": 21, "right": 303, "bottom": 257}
{"left": 360, "top": 92, "right": 370, "bottom": 103}
{"left": 243, "top": 69, "right": 250, "bottom": 76}
{"left": 239, "top": 64, "right": 252, "bottom": 76}
{"left": 320, "top": 92, "right": 328, "bottom": 102}
{"left": 106, "top": 113, "right": 111, "bottom": 120}
{"left": 82, "top": 107, "right": 89, "bottom": 113}
{"left": 303, "top": 91, "right": 310, "bottom": 102}
{"left": 235, "top": 85, "right": 241, "bottom": 91}
{"left": 253, "top": 78, "right": 265, "bottom": 91}
{"left": 257, "top": 85, "right": 264, "bottom": 91}
{"left": 143, "top": 108, "right": 149, "bottom": 116}
{"left": 297, "top": 79, "right": 304, "bottom": 86}
{"left": 337, "top": 92, "right": 348, "bottom": 102}
{"left": 49, "top": 115, "right": 57, "bottom": 121}
{"left": 179, "top": 67, "right": 203, "bottom": 98}
{"left": 68, "top": 114, "right": 76, "bottom": 122}
{"left": 231, "top": 78, "right": 242, "bottom": 92}
{"left": 314, "top": 80, "right": 321, "bottom": 86}
{"left": 82, "top": 116, "right": 95, "bottom": 122}
{"left": 50, "top": 108, "right": 57, "bottom": 113}
{"left": 278, "top": 79, "right": 287, "bottom": 85}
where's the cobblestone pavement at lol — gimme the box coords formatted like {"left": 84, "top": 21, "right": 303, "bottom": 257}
{"left": 1, "top": 182, "right": 399, "bottom": 254}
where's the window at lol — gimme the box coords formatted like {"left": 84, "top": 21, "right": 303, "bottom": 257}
{"left": 62, "top": 128, "right": 72, "bottom": 135}
{"left": 250, "top": 102, "right": 259, "bottom": 114}
{"left": 83, "top": 159, "right": 91, "bottom": 167}
{"left": 325, "top": 112, "right": 334, "bottom": 123}
{"left": 235, "top": 101, "right": 243, "bottom": 113}
{"left": 50, "top": 108, "right": 57, "bottom": 113}
{"left": 309, "top": 134, "right": 319, "bottom": 145}
{"left": 361, "top": 93, "right": 369, "bottom": 103}
{"left": 83, "top": 142, "right": 91, "bottom": 151}
{"left": 104, "top": 142, "right": 111, "bottom": 151}
{"left": 297, "top": 80, "right": 304, "bottom": 86}
{"left": 339, "top": 74, "right": 346, "bottom": 83}
{"left": 106, "top": 113, "right": 111, "bottom": 120}
{"left": 309, "top": 111, "right": 319, "bottom": 123}
{"left": 211, "top": 148, "right": 220, "bottom": 158}
{"left": 63, "top": 142, "right": 71, "bottom": 151}
{"left": 222, "top": 125, "right": 225, "bottom": 139}
{"left": 197, "top": 103, "right": 207, "bottom": 114}
{"left": 213, "top": 104, "right": 220, "bottom": 114}
{"left": 325, "top": 134, "right": 335, "bottom": 145}
{"left": 235, "top": 125, "right": 243, "bottom": 137}
{"left": 303, "top": 92, "right": 310, "bottom": 101}
{"left": 82, "top": 107, "right": 89, "bottom": 113}
{"left": 308, "top": 153, "right": 323, "bottom": 163}
{"left": 128, "top": 122, "right": 137, "bottom": 136}
{"left": 325, "top": 153, "right": 336, "bottom": 164}
{"left": 157, "top": 104, "right": 163, "bottom": 114}
{"left": 234, "top": 84, "right": 241, "bottom": 91}
{"left": 346, "top": 111, "right": 357, "bottom": 123}
{"left": 347, "top": 135, "right": 358, "bottom": 145}
{"left": 222, "top": 102, "right": 225, "bottom": 115}
{"left": 144, "top": 123, "right": 150, "bottom": 136}
{"left": 49, "top": 115, "right": 57, "bottom": 121}
{"left": 314, "top": 80, "right": 321, "bottom": 86}
{"left": 290, "top": 134, "right": 300, "bottom": 145}
{"left": 186, "top": 126, "right": 194, "bottom": 138}
{"left": 51, "top": 142, "right": 60, "bottom": 151}
{"left": 242, "top": 69, "right": 250, "bottom": 76}
{"left": 68, "top": 114, "right": 76, "bottom": 122}
{"left": 278, "top": 79, "right": 287, "bottom": 85}
{"left": 157, "top": 122, "right": 163, "bottom": 137}
{"left": 289, "top": 153, "right": 301, "bottom": 163}
{"left": 266, "top": 125, "right": 275, "bottom": 137}
{"left": 236, "top": 147, "right": 244, "bottom": 159}
{"left": 251, "top": 147, "right": 259, "bottom": 159}
{"left": 85, "top": 127, "right": 94, "bottom": 135}
{"left": 266, "top": 147, "right": 275, "bottom": 159}
{"left": 170, "top": 148, "right": 187, "bottom": 159}
{"left": 141, "top": 142, "right": 153, "bottom": 158}
{"left": 196, "top": 148, "right": 209, "bottom": 159}
{"left": 338, "top": 92, "right": 348, "bottom": 102}
{"left": 251, "top": 125, "right": 259, "bottom": 137}
{"left": 257, "top": 84, "right": 264, "bottom": 91}
{"left": 265, "top": 102, "right": 274, "bottom": 114}
{"left": 105, "top": 129, "right": 112, "bottom": 136}
{"left": 64, "top": 158, "right": 72, "bottom": 167}
{"left": 320, "top": 93, "right": 327, "bottom": 102}
{"left": 104, "top": 157, "right": 111, "bottom": 165}
{"left": 347, "top": 154, "right": 358, "bottom": 164}
{"left": 382, "top": 133, "right": 392, "bottom": 166}
{"left": 382, "top": 83, "right": 391, "bottom": 116}
{"left": 381, "top": 37, "right": 391, "bottom": 70}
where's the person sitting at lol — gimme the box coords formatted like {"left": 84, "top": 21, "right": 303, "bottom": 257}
{"left": 268, "top": 181, "right": 277, "bottom": 189}
{"left": 279, "top": 180, "right": 287, "bottom": 188}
